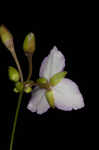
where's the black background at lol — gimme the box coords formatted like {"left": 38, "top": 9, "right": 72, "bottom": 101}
{"left": 0, "top": 22, "right": 89, "bottom": 149}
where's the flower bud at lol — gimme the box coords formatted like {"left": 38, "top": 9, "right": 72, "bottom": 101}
{"left": 13, "top": 88, "right": 19, "bottom": 93}
{"left": 8, "top": 66, "right": 20, "bottom": 82}
{"left": 37, "top": 78, "right": 47, "bottom": 84}
{"left": 45, "top": 90, "right": 55, "bottom": 108}
{"left": 50, "top": 71, "right": 67, "bottom": 86}
{"left": 15, "top": 82, "right": 24, "bottom": 92}
{"left": 0, "top": 25, "right": 14, "bottom": 52}
{"left": 24, "top": 87, "right": 32, "bottom": 93}
{"left": 23, "top": 33, "right": 36, "bottom": 54}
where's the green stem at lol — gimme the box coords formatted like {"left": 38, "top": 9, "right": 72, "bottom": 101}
{"left": 25, "top": 52, "right": 33, "bottom": 81}
{"left": 11, "top": 50, "right": 24, "bottom": 82}
{"left": 9, "top": 91, "right": 24, "bottom": 150}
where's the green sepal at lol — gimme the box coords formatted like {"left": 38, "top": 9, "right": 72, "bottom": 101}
{"left": 15, "top": 82, "right": 24, "bottom": 92}
{"left": 37, "top": 78, "right": 48, "bottom": 85}
{"left": 45, "top": 90, "right": 55, "bottom": 108}
{"left": 24, "top": 87, "right": 32, "bottom": 93}
{"left": 49, "top": 71, "right": 67, "bottom": 86}
{"left": 23, "top": 33, "right": 35, "bottom": 53}
{"left": 8, "top": 66, "right": 20, "bottom": 82}
{"left": 13, "top": 88, "right": 19, "bottom": 93}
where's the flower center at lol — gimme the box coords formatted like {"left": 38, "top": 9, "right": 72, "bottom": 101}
{"left": 38, "top": 82, "right": 51, "bottom": 90}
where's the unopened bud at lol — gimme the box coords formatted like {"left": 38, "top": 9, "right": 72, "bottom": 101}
{"left": 8, "top": 66, "right": 20, "bottom": 82}
{"left": 13, "top": 88, "right": 19, "bottom": 93}
{"left": 23, "top": 33, "right": 36, "bottom": 54}
{"left": 24, "top": 87, "right": 32, "bottom": 93}
{"left": 0, "top": 25, "right": 14, "bottom": 52}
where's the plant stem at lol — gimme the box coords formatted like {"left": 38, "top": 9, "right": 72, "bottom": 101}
{"left": 25, "top": 52, "right": 33, "bottom": 81}
{"left": 11, "top": 50, "right": 24, "bottom": 82}
{"left": 9, "top": 91, "right": 24, "bottom": 150}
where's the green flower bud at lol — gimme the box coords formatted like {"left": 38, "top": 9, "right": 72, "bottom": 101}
{"left": 24, "top": 87, "right": 32, "bottom": 93}
{"left": 15, "top": 82, "right": 24, "bottom": 92}
{"left": 45, "top": 90, "right": 55, "bottom": 108}
{"left": 13, "top": 88, "right": 19, "bottom": 93}
{"left": 23, "top": 33, "right": 36, "bottom": 54}
{"left": 8, "top": 66, "right": 20, "bottom": 82}
{"left": 37, "top": 78, "right": 48, "bottom": 84}
{"left": 0, "top": 25, "right": 14, "bottom": 52}
{"left": 50, "top": 71, "right": 67, "bottom": 86}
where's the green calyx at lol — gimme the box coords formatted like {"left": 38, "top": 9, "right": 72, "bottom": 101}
{"left": 8, "top": 66, "right": 20, "bottom": 82}
{"left": 23, "top": 33, "right": 36, "bottom": 53}
{"left": 37, "top": 77, "right": 48, "bottom": 84}
{"left": 49, "top": 71, "right": 67, "bottom": 86}
{"left": 45, "top": 90, "right": 55, "bottom": 108}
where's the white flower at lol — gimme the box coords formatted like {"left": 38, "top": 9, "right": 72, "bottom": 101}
{"left": 27, "top": 46, "right": 85, "bottom": 114}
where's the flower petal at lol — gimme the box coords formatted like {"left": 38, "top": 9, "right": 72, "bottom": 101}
{"left": 27, "top": 87, "right": 50, "bottom": 114}
{"left": 37, "top": 95, "right": 50, "bottom": 115}
{"left": 39, "top": 46, "right": 65, "bottom": 80}
{"left": 53, "top": 78, "right": 85, "bottom": 111}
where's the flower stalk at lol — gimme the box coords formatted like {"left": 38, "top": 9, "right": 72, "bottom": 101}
{"left": 0, "top": 25, "right": 24, "bottom": 82}
{"left": 23, "top": 33, "right": 36, "bottom": 81}
{"left": 25, "top": 52, "right": 33, "bottom": 81}
{"left": 11, "top": 50, "right": 24, "bottom": 82}
{"left": 9, "top": 91, "right": 24, "bottom": 150}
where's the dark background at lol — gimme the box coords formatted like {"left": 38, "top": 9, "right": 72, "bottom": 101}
{"left": 0, "top": 22, "right": 89, "bottom": 149}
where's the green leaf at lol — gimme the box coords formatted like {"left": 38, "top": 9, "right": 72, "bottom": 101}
{"left": 49, "top": 71, "right": 67, "bottom": 86}
{"left": 45, "top": 90, "right": 55, "bottom": 108}
{"left": 23, "top": 33, "right": 36, "bottom": 53}
{"left": 8, "top": 66, "right": 20, "bottom": 82}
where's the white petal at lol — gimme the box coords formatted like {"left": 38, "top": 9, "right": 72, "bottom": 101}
{"left": 53, "top": 78, "right": 85, "bottom": 111}
{"left": 39, "top": 46, "right": 65, "bottom": 80}
{"left": 37, "top": 95, "right": 50, "bottom": 115}
{"left": 27, "top": 87, "right": 50, "bottom": 114}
